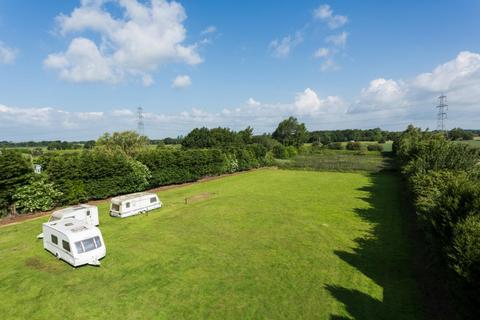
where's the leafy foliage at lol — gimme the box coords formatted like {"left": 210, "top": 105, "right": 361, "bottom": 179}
{"left": 0, "top": 149, "right": 32, "bottom": 215}
{"left": 13, "top": 176, "right": 62, "bottom": 213}
{"left": 96, "top": 131, "right": 149, "bottom": 157}
{"left": 346, "top": 141, "right": 362, "bottom": 151}
{"left": 451, "top": 215, "right": 480, "bottom": 286}
{"left": 272, "top": 117, "right": 308, "bottom": 147}
{"left": 181, "top": 127, "right": 243, "bottom": 149}
{"left": 395, "top": 125, "right": 480, "bottom": 302}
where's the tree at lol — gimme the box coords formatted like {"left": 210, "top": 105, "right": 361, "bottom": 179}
{"left": 272, "top": 117, "right": 308, "bottom": 147}
{"left": 95, "top": 131, "right": 149, "bottom": 157}
{"left": 181, "top": 127, "right": 243, "bottom": 148}
{"left": 239, "top": 126, "right": 254, "bottom": 144}
{"left": 0, "top": 149, "right": 32, "bottom": 215}
{"left": 449, "top": 128, "right": 474, "bottom": 141}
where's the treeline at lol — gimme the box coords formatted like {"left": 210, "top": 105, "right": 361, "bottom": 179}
{"left": 0, "top": 129, "right": 275, "bottom": 216}
{"left": 309, "top": 128, "right": 399, "bottom": 144}
{"left": 0, "top": 140, "right": 95, "bottom": 150}
{"left": 308, "top": 127, "right": 479, "bottom": 144}
{"left": 394, "top": 125, "right": 480, "bottom": 313}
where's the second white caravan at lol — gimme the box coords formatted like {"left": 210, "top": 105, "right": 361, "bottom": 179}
{"left": 110, "top": 192, "right": 162, "bottom": 218}
{"left": 37, "top": 204, "right": 99, "bottom": 239}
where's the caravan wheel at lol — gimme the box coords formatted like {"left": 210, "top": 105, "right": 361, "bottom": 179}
{"left": 55, "top": 253, "right": 60, "bottom": 259}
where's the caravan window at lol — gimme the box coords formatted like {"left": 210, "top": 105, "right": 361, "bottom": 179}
{"left": 62, "top": 240, "right": 70, "bottom": 252}
{"left": 86, "top": 210, "right": 90, "bottom": 216}
{"left": 75, "top": 242, "right": 84, "bottom": 254}
{"left": 125, "top": 202, "right": 130, "bottom": 208}
{"left": 150, "top": 197, "right": 157, "bottom": 203}
{"left": 111, "top": 203, "right": 120, "bottom": 211}
{"left": 51, "top": 234, "right": 58, "bottom": 245}
{"left": 75, "top": 236, "right": 102, "bottom": 254}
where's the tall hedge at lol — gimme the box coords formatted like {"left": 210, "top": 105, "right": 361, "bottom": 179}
{"left": 395, "top": 126, "right": 480, "bottom": 306}
{"left": 136, "top": 148, "right": 225, "bottom": 187}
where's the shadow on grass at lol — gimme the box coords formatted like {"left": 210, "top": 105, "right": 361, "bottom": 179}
{"left": 326, "top": 173, "right": 422, "bottom": 320}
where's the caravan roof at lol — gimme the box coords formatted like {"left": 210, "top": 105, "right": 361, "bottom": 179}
{"left": 51, "top": 204, "right": 96, "bottom": 219}
{"left": 44, "top": 219, "right": 98, "bottom": 242}
{"left": 111, "top": 192, "right": 155, "bottom": 203}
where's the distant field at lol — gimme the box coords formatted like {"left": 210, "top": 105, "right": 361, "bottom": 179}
{"left": 0, "top": 169, "right": 420, "bottom": 319}
{"left": 454, "top": 139, "right": 480, "bottom": 149}
{"left": 278, "top": 148, "right": 395, "bottom": 172}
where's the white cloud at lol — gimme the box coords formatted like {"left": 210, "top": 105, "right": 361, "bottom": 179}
{"left": 201, "top": 25, "right": 216, "bottom": 35}
{"left": 320, "top": 59, "right": 339, "bottom": 72}
{"left": 314, "top": 4, "right": 348, "bottom": 29}
{"left": 413, "top": 51, "right": 480, "bottom": 93}
{"left": 269, "top": 32, "right": 303, "bottom": 58}
{"left": 0, "top": 42, "right": 17, "bottom": 64}
{"left": 5, "top": 51, "right": 480, "bottom": 140}
{"left": 294, "top": 88, "right": 345, "bottom": 115}
{"left": 111, "top": 109, "right": 134, "bottom": 116}
{"left": 172, "top": 74, "right": 191, "bottom": 88}
{"left": 326, "top": 32, "right": 348, "bottom": 48}
{"left": 295, "top": 88, "right": 321, "bottom": 111}
{"left": 45, "top": 0, "right": 202, "bottom": 85}
{"left": 353, "top": 78, "right": 407, "bottom": 112}
{"left": 246, "top": 98, "right": 261, "bottom": 107}
{"left": 44, "top": 37, "right": 117, "bottom": 83}
{"left": 314, "top": 47, "right": 330, "bottom": 58}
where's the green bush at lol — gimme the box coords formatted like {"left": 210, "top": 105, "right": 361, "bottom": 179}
{"left": 450, "top": 215, "right": 480, "bottom": 286}
{"left": 272, "top": 145, "right": 288, "bottom": 159}
{"left": 346, "top": 141, "right": 362, "bottom": 151}
{"left": 13, "top": 176, "right": 62, "bottom": 213}
{"left": 0, "top": 149, "right": 32, "bottom": 215}
{"left": 367, "top": 144, "right": 383, "bottom": 152}
{"left": 137, "top": 148, "right": 225, "bottom": 186}
{"left": 327, "top": 142, "right": 343, "bottom": 150}
{"left": 395, "top": 125, "right": 480, "bottom": 297}
{"left": 285, "top": 146, "right": 298, "bottom": 158}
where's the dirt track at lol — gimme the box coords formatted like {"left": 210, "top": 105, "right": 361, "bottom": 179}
{"left": 0, "top": 168, "right": 273, "bottom": 228}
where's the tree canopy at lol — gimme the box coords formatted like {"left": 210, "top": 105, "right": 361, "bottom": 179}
{"left": 272, "top": 117, "right": 308, "bottom": 147}
{"left": 95, "top": 131, "right": 149, "bottom": 157}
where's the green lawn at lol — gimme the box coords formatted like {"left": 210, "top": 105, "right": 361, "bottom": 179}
{"left": 0, "top": 169, "right": 420, "bottom": 319}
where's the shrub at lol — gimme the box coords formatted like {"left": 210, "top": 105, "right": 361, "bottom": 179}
{"left": 0, "top": 149, "right": 32, "bottom": 214}
{"left": 13, "top": 176, "right": 62, "bottom": 213}
{"left": 450, "top": 215, "right": 480, "bottom": 286}
{"left": 367, "top": 144, "right": 383, "bottom": 152}
{"left": 402, "top": 137, "right": 478, "bottom": 177}
{"left": 297, "top": 144, "right": 310, "bottom": 155}
{"left": 272, "top": 144, "right": 288, "bottom": 159}
{"left": 285, "top": 146, "right": 298, "bottom": 158}
{"left": 327, "top": 142, "right": 343, "bottom": 150}
{"left": 346, "top": 141, "right": 362, "bottom": 151}
{"left": 410, "top": 171, "right": 480, "bottom": 244}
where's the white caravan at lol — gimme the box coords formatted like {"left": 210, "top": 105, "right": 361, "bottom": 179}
{"left": 37, "top": 204, "right": 99, "bottom": 239}
{"left": 42, "top": 219, "right": 106, "bottom": 267}
{"left": 110, "top": 192, "right": 162, "bottom": 218}
{"left": 49, "top": 204, "right": 99, "bottom": 226}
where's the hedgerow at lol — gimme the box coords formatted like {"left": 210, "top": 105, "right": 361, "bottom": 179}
{"left": 394, "top": 125, "right": 480, "bottom": 306}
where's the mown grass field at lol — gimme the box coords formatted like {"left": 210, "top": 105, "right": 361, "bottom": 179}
{"left": 0, "top": 169, "right": 420, "bottom": 319}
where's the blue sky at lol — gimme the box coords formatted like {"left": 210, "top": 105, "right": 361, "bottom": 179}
{"left": 0, "top": 0, "right": 479, "bottom": 141}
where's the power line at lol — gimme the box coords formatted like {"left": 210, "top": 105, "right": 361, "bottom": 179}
{"left": 137, "top": 107, "right": 144, "bottom": 135}
{"left": 436, "top": 93, "right": 448, "bottom": 133}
